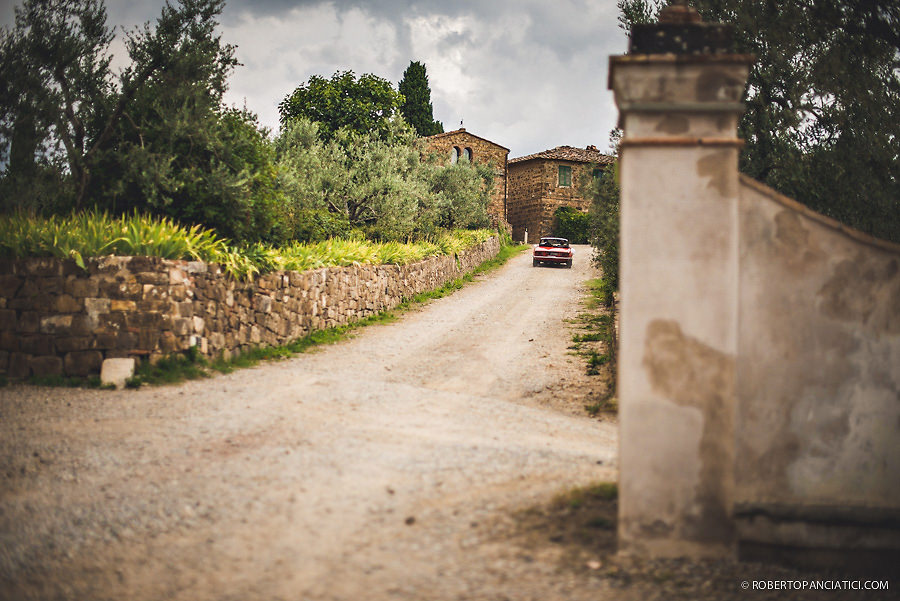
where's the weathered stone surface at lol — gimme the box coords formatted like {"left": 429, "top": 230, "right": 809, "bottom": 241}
{"left": 100, "top": 358, "right": 135, "bottom": 389}
{"left": 19, "top": 334, "right": 53, "bottom": 355}
{"left": 54, "top": 294, "right": 82, "bottom": 313}
{"left": 55, "top": 336, "right": 93, "bottom": 353}
{"left": 64, "top": 350, "right": 103, "bottom": 376}
{"left": 66, "top": 277, "right": 99, "bottom": 298}
{"left": 0, "top": 239, "right": 500, "bottom": 376}
{"left": 8, "top": 352, "right": 32, "bottom": 378}
{"left": 0, "top": 309, "right": 16, "bottom": 330}
{"left": 40, "top": 315, "right": 73, "bottom": 334}
{"left": 0, "top": 275, "right": 22, "bottom": 298}
{"left": 29, "top": 355, "right": 63, "bottom": 377}
{"left": 0, "top": 331, "right": 18, "bottom": 352}
{"left": 110, "top": 299, "right": 137, "bottom": 312}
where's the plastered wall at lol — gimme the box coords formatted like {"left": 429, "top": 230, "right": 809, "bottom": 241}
{"left": 611, "top": 42, "right": 900, "bottom": 566}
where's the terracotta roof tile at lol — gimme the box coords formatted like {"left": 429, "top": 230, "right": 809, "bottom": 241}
{"left": 509, "top": 145, "right": 615, "bottom": 165}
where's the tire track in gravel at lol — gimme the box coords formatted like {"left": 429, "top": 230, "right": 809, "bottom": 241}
{"left": 0, "top": 245, "right": 618, "bottom": 601}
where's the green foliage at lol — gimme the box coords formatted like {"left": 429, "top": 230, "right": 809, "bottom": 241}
{"left": 585, "top": 162, "right": 620, "bottom": 295}
{"left": 273, "top": 116, "right": 491, "bottom": 241}
{"left": 553, "top": 206, "right": 591, "bottom": 244}
{"left": 398, "top": 61, "right": 443, "bottom": 137}
{"left": 428, "top": 159, "right": 493, "bottom": 231}
{"left": 0, "top": 211, "right": 228, "bottom": 267}
{"left": 278, "top": 70, "right": 403, "bottom": 142}
{"left": 0, "top": 210, "right": 493, "bottom": 280}
{"left": 0, "top": 0, "right": 238, "bottom": 214}
{"left": 618, "top": 0, "right": 900, "bottom": 242}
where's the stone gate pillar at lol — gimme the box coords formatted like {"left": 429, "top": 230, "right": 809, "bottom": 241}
{"left": 609, "top": 2, "right": 754, "bottom": 557}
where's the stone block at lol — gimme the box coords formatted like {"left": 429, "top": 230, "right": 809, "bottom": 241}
{"left": 126, "top": 256, "right": 161, "bottom": 272}
{"left": 110, "top": 299, "right": 137, "bottom": 312}
{"left": 170, "top": 284, "right": 187, "bottom": 302}
{"left": 193, "top": 316, "right": 205, "bottom": 333}
{"left": 137, "top": 272, "right": 169, "bottom": 285}
{"left": 173, "top": 318, "right": 192, "bottom": 336}
{"left": 0, "top": 309, "right": 16, "bottom": 330}
{"left": 84, "top": 297, "right": 111, "bottom": 315}
{"left": 169, "top": 267, "right": 186, "bottom": 285}
{"left": 39, "top": 277, "right": 64, "bottom": 295}
{"left": 29, "top": 356, "right": 63, "bottom": 377}
{"left": 100, "top": 358, "right": 135, "bottom": 389}
{"left": 23, "top": 258, "right": 62, "bottom": 276}
{"left": 0, "top": 331, "right": 18, "bottom": 352}
{"left": 8, "top": 352, "right": 32, "bottom": 378}
{"left": 0, "top": 274, "right": 22, "bottom": 298}
{"left": 40, "top": 315, "right": 73, "bottom": 334}
{"left": 55, "top": 336, "right": 93, "bottom": 353}
{"left": 137, "top": 329, "right": 160, "bottom": 351}
{"left": 159, "top": 331, "right": 177, "bottom": 353}
{"left": 18, "top": 311, "right": 41, "bottom": 333}
{"left": 183, "top": 261, "right": 207, "bottom": 274}
{"left": 65, "top": 277, "right": 99, "bottom": 298}
{"left": 64, "top": 350, "right": 103, "bottom": 376}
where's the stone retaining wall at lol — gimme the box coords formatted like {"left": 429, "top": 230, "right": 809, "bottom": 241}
{"left": 0, "top": 237, "right": 500, "bottom": 378}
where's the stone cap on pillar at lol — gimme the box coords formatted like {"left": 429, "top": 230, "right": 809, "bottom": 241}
{"left": 608, "top": 1, "right": 754, "bottom": 143}
{"left": 629, "top": 0, "right": 735, "bottom": 55}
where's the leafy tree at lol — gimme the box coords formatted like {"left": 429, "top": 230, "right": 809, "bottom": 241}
{"left": 398, "top": 60, "right": 443, "bottom": 137}
{"left": 278, "top": 70, "right": 403, "bottom": 142}
{"left": 618, "top": 0, "right": 900, "bottom": 242}
{"left": 0, "top": 0, "right": 241, "bottom": 214}
{"left": 89, "top": 1, "right": 288, "bottom": 245}
{"left": 0, "top": 0, "right": 115, "bottom": 211}
{"left": 587, "top": 162, "right": 620, "bottom": 300}
{"left": 428, "top": 159, "right": 492, "bottom": 231}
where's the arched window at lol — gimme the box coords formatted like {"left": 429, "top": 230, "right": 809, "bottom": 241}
{"left": 450, "top": 146, "right": 460, "bottom": 164}
{"left": 463, "top": 147, "right": 473, "bottom": 162}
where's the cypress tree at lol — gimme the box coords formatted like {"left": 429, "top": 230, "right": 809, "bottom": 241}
{"left": 398, "top": 61, "right": 443, "bottom": 137}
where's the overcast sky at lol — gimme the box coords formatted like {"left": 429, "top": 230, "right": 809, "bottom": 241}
{"left": 1, "top": 0, "right": 629, "bottom": 158}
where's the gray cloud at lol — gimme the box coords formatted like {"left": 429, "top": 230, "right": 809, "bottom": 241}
{"left": 2, "top": 0, "right": 628, "bottom": 156}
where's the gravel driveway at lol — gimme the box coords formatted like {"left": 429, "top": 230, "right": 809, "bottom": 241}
{"left": 1, "top": 246, "right": 620, "bottom": 601}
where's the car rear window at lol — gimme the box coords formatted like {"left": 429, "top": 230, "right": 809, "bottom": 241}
{"left": 540, "top": 239, "right": 570, "bottom": 248}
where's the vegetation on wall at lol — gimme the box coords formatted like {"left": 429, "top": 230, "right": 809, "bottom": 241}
{"left": 0, "top": 211, "right": 495, "bottom": 279}
{"left": 619, "top": 0, "right": 900, "bottom": 243}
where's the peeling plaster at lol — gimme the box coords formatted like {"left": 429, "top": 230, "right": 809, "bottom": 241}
{"left": 643, "top": 319, "right": 735, "bottom": 541}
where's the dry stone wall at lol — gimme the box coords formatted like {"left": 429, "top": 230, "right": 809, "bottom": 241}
{"left": 0, "top": 237, "right": 499, "bottom": 378}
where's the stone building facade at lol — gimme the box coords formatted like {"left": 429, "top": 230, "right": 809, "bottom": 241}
{"left": 423, "top": 128, "right": 509, "bottom": 227}
{"left": 507, "top": 146, "right": 615, "bottom": 242}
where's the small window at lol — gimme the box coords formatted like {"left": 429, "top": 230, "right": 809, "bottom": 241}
{"left": 463, "top": 147, "right": 473, "bottom": 162}
{"left": 558, "top": 165, "right": 572, "bottom": 187}
{"left": 450, "top": 146, "right": 460, "bottom": 164}
{"left": 592, "top": 168, "right": 603, "bottom": 179}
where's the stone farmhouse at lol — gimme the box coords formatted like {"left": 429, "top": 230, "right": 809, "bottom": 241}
{"left": 507, "top": 145, "right": 615, "bottom": 242}
{"left": 423, "top": 128, "right": 510, "bottom": 227}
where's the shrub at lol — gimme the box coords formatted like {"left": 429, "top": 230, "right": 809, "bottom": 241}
{"left": 554, "top": 206, "right": 591, "bottom": 243}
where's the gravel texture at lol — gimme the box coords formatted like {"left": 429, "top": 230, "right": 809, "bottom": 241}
{"left": 2, "top": 247, "right": 894, "bottom": 601}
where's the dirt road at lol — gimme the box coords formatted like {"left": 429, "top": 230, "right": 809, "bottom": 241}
{"left": 1, "top": 246, "right": 619, "bottom": 601}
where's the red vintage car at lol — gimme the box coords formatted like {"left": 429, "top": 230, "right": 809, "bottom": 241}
{"left": 533, "top": 237, "right": 573, "bottom": 268}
